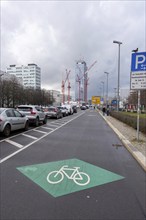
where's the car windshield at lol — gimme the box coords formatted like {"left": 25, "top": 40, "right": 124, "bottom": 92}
{"left": 48, "top": 107, "right": 55, "bottom": 111}
{"left": 17, "top": 107, "right": 33, "bottom": 111}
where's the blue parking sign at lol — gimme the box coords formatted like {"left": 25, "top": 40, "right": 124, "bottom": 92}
{"left": 131, "top": 52, "right": 146, "bottom": 72}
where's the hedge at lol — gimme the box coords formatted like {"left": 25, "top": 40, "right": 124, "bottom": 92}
{"left": 110, "top": 111, "right": 146, "bottom": 134}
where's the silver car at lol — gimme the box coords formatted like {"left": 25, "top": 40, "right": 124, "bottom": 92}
{"left": 0, "top": 108, "right": 29, "bottom": 137}
{"left": 17, "top": 105, "right": 47, "bottom": 126}
{"left": 57, "top": 106, "right": 68, "bottom": 117}
{"left": 47, "top": 106, "right": 63, "bottom": 119}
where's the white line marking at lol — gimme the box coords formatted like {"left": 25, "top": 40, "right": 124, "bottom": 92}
{"left": 51, "top": 122, "right": 63, "bottom": 125}
{"left": 0, "top": 112, "right": 85, "bottom": 163}
{"left": 34, "top": 129, "right": 47, "bottom": 134}
{"left": 48, "top": 124, "right": 59, "bottom": 127}
{"left": 5, "top": 140, "right": 23, "bottom": 148}
{"left": 41, "top": 126, "right": 54, "bottom": 130}
{"left": 22, "top": 133, "right": 37, "bottom": 140}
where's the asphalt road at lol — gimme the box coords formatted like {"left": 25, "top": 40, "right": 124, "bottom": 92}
{"left": 0, "top": 109, "right": 146, "bottom": 220}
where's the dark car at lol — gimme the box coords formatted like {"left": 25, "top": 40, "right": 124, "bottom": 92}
{"left": 47, "top": 106, "right": 63, "bottom": 119}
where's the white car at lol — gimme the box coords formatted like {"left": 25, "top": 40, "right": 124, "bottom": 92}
{"left": 17, "top": 105, "right": 47, "bottom": 126}
{"left": 62, "top": 104, "right": 73, "bottom": 115}
{"left": 0, "top": 108, "right": 29, "bottom": 137}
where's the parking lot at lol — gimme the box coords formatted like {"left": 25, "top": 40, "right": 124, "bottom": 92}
{"left": 0, "top": 111, "right": 84, "bottom": 162}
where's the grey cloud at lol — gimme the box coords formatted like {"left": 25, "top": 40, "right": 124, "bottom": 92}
{"left": 1, "top": 0, "right": 145, "bottom": 99}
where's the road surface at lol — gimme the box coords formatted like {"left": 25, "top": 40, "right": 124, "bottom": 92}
{"left": 0, "top": 109, "right": 146, "bottom": 220}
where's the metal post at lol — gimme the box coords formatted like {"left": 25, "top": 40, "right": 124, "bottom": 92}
{"left": 113, "top": 40, "right": 122, "bottom": 111}
{"left": 0, "top": 73, "right": 4, "bottom": 107}
{"left": 104, "top": 72, "right": 109, "bottom": 107}
{"left": 137, "top": 90, "right": 140, "bottom": 141}
{"left": 101, "top": 81, "right": 104, "bottom": 105}
{"left": 117, "top": 44, "right": 120, "bottom": 111}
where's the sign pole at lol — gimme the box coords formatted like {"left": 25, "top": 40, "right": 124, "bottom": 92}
{"left": 137, "top": 90, "right": 140, "bottom": 141}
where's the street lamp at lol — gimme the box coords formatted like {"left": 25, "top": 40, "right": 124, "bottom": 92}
{"left": 104, "top": 72, "right": 110, "bottom": 107}
{"left": 113, "top": 40, "right": 122, "bottom": 111}
{"left": 101, "top": 81, "right": 104, "bottom": 105}
{"left": 0, "top": 73, "right": 4, "bottom": 107}
{"left": 114, "top": 87, "right": 117, "bottom": 99}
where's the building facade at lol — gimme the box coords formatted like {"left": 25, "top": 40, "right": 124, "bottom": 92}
{"left": 6, "top": 63, "right": 41, "bottom": 89}
{"left": 75, "top": 60, "right": 88, "bottom": 103}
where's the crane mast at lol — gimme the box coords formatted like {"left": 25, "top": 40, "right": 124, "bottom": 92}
{"left": 84, "top": 60, "right": 97, "bottom": 103}
{"left": 61, "top": 69, "right": 71, "bottom": 104}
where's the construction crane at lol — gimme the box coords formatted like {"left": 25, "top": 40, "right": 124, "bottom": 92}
{"left": 61, "top": 69, "right": 71, "bottom": 104}
{"left": 76, "top": 66, "right": 83, "bottom": 106}
{"left": 76, "top": 60, "right": 97, "bottom": 104}
{"left": 84, "top": 60, "right": 97, "bottom": 103}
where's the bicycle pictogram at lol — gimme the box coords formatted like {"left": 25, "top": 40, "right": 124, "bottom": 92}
{"left": 47, "top": 165, "right": 90, "bottom": 186}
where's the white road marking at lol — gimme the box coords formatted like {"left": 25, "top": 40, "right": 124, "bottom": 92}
{"left": 5, "top": 140, "right": 23, "bottom": 148}
{"left": 51, "top": 122, "right": 63, "bottom": 125}
{"left": 47, "top": 124, "right": 59, "bottom": 127}
{"left": 34, "top": 129, "right": 47, "bottom": 134}
{"left": 0, "top": 112, "right": 85, "bottom": 163}
{"left": 22, "top": 133, "right": 38, "bottom": 140}
{"left": 41, "top": 127, "right": 54, "bottom": 130}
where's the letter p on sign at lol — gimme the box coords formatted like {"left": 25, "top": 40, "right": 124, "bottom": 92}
{"left": 135, "top": 55, "right": 146, "bottom": 69}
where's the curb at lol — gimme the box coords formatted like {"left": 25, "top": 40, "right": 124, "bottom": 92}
{"left": 98, "top": 111, "right": 146, "bottom": 172}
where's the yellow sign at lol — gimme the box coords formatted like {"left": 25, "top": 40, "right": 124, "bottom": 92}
{"left": 92, "top": 96, "right": 101, "bottom": 105}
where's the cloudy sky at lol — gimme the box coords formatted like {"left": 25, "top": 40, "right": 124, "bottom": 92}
{"left": 1, "top": 0, "right": 145, "bottom": 100}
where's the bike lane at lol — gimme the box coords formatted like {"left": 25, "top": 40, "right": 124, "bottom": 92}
{"left": 0, "top": 111, "right": 146, "bottom": 220}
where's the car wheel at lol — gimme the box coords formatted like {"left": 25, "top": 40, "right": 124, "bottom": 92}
{"left": 34, "top": 117, "right": 39, "bottom": 127}
{"left": 24, "top": 121, "right": 29, "bottom": 131}
{"left": 43, "top": 116, "right": 47, "bottom": 124}
{"left": 3, "top": 124, "right": 11, "bottom": 137}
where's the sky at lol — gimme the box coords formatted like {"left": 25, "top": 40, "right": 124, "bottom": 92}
{"left": 1, "top": 0, "right": 145, "bottom": 100}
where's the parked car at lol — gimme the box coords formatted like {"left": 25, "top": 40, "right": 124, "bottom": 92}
{"left": 63, "top": 104, "right": 73, "bottom": 115}
{"left": 17, "top": 105, "right": 47, "bottom": 126}
{"left": 0, "top": 108, "right": 29, "bottom": 137}
{"left": 81, "top": 105, "right": 86, "bottom": 110}
{"left": 57, "top": 106, "right": 68, "bottom": 117}
{"left": 47, "top": 106, "right": 63, "bottom": 119}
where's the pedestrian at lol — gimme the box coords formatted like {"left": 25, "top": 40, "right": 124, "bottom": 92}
{"left": 106, "top": 105, "right": 110, "bottom": 116}
{"left": 102, "top": 106, "right": 106, "bottom": 116}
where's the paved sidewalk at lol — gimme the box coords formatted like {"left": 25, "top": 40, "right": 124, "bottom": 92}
{"left": 98, "top": 111, "right": 146, "bottom": 171}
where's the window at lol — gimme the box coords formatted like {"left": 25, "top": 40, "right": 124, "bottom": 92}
{"left": 6, "top": 109, "right": 15, "bottom": 117}
{"left": 14, "top": 110, "right": 22, "bottom": 117}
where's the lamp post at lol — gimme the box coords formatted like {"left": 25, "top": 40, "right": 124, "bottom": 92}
{"left": 104, "top": 72, "right": 109, "bottom": 107}
{"left": 101, "top": 81, "right": 104, "bottom": 105}
{"left": 113, "top": 40, "right": 122, "bottom": 111}
{"left": 0, "top": 73, "right": 4, "bottom": 107}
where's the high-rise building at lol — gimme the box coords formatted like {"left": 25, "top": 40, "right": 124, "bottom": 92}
{"left": 6, "top": 63, "right": 41, "bottom": 89}
{"left": 75, "top": 60, "right": 87, "bottom": 103}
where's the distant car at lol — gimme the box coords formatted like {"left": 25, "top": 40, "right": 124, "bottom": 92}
{"left": 0, "top": 108, "right": 29, "bottom": 137}
{"left": 81, "top": 105, "right": 86, "bottom": 110}
{"left": 57, "top": 106, "right": 68, "bottom": 117}
{"left": 47, "top": 106, "right": 63, "bottom": 119}
{"left": 17, "top": 105, "right": 47, "bottom": 126}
